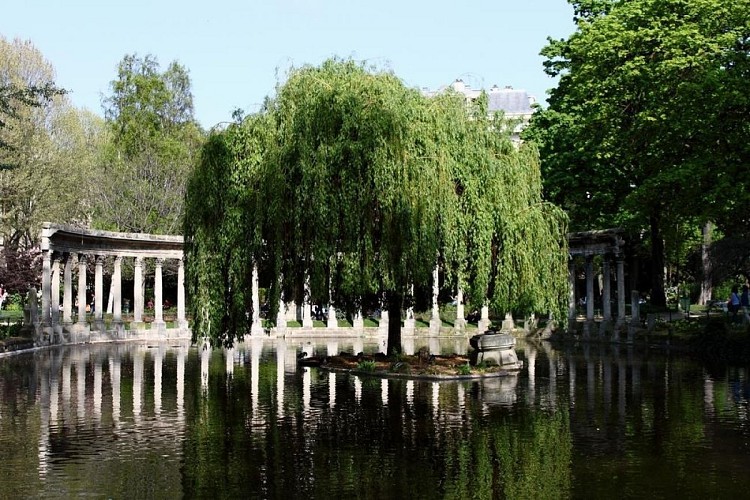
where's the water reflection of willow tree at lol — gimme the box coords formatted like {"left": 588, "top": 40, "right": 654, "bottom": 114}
{"left": 181, "top": 355, "right": 572, "bottom": 498}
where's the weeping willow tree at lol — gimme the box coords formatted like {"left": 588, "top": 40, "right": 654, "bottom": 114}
{"left": 184, "top": 59, "right": 568, "bottom": 350}
{"left": 183, "top": 112, "right": 272, "bottom": 340}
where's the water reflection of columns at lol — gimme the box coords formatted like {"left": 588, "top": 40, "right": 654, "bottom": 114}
{"left": 201, "top": 342, "right": 210, "bottom": 392}
{"left": 704, "top": 376, "right": 715, "bottom": 417}
{"left": 303, "top": 367, "right": 312, "bottom": 412}
{"left": 354, "top": 376, "right": 362, "bottom": 403}
{"left": 177, "top": 346, "right": 186, "bottom": 424}
{"left": 154, "top": 347, "right": 163, "bottom": 416}
{"left": 586, "top": 348, "right": 596, "bottom": 412}
{"left": 432, "top": 382, "right": 440, "bottom": 419}
{"left": 381, "top": 379, "right": 388, "bottom": 406}
{"left": 62, "top": 355, "right": 71, "bottom": 425}
{"left": 251, "top": 340, "right": 261, "bottom": 419}
{"left": 110, "top": 355, "right": 121, "bottom": 425}
{"left": 603, "top": 354, "right": 612, "bottom": 415}
{"left": 39, "top": 359, "right": 50, "bottom": 478}
{"left": 76, "top": 357, "right": 86, "bottom": 420}
{"left": 50, "top": 358, "right": 59, "bottom": 425}
{"left": 276, "top": 339, "right": 286, "bottom": 419}
{"left": 329, "top": 372, "right": 336, "bottom": 409}
{"left": 527, "top": 346, "right": 537, "bottom": 404}
{"left": 618, "top": 354, "right": 627, "bottom": 421}
{"left": 93, "top": 356, "right": 102, "bottom": 422}
{"left": 225, "top": 347, "right": 235, "bottom": 378}
{"left": 133, "top": 347, "right": 144, "bottom": 423}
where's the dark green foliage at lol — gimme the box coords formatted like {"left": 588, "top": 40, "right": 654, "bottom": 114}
{"left": 527, "top": 0, "right": 750, "bottom": 306}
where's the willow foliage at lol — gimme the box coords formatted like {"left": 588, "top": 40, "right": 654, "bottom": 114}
{"left": 184, "top": 59, "right": 568, "bottom": 347}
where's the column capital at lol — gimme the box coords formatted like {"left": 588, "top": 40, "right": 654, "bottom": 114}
{"left": 134, "top": 256, "right": 143, "bottom": 266}
{"left": 77, "top": 253, "right": 87, "bottom": 264}
{"left": 155, "top": 257, "right": 165, "bottom": 266}
{"left": 95, "top": 255, "right": 105, "bottom": 265}
{"left": 114, "top": 255, "right": 123, "bottom": 264}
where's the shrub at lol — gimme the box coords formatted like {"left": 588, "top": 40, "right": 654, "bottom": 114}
{"left": 457, "top": 363, "right": 472, "bottom": 375}
{"left": 356, "top": 360, "right": 376, "bottom": 372}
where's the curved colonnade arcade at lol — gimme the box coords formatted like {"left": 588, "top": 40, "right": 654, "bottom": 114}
{"left": 34, "top": 223, "right": 189, "bottom": 345}
{"left": 29, "top": 224, "right": 631, "bottom": 347}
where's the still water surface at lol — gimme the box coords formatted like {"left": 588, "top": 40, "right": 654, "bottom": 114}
{"left": 1, "top": 337, "right": 750, "bottom": 498}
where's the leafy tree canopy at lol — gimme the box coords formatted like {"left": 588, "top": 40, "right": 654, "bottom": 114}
{"left": 185, "top": 59, "right": 568, "bottom": 349}
{"left": 525, "top": 0, "right": 750, "bottom": 305}
{"left": 0, "top": 36, "right": 96, "bottom": 250}
{"left": 92, "top": 54, "right": 204, "bottom": 234}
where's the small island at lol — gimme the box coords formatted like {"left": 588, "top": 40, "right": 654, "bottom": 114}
{"left": 299, "top": 331, "right": 523, "bottom": 380}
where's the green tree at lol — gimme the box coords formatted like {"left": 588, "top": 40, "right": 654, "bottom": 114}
{"left": 185, "top": 59, "right": 568, "bottom": 350}
{"left": 527, "top": 0, "right": 750, "bottom": 307}
{"left": 93, "top": 54, "right": 204, "bottom": 234}
{"left": 0, "top": 36, "right": 96, "bottom": 250}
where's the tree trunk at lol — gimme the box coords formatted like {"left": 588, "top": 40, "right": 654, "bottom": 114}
{"left": 650, "top": 212, "right": 667, "bottom": 307}
{"left": 699, "top": 221, "right": 713, "bottom": 305}
{"left": 386, "top": 291, "right": 403, "bottom": 355}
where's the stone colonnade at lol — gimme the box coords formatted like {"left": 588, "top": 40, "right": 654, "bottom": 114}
{"left": 37, "top": 223, "right": 188, "bottom": 345}
{"left": 567, "top": 229, "right": 627, "bottom": 337}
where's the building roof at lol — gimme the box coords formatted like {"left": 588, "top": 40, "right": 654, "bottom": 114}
{"left": 422, "top": 80, "right": 535, "bottom": 117}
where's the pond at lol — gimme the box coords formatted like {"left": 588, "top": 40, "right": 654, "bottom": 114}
{"left": 1, "top": 336, "right": 750, "bottom": 498}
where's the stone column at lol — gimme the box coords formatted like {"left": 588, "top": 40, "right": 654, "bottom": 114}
{"left": 302, "top": 274, "right": 313, "bottom": 328}
{"left": 568, "top": 258, "right": 576, "bottom": 321}
{"left": 63, "top": 253, "right": 73, "bottom": 325}
{"left": 403, "top": 285, "right": 415, "bottom": 334}
{"left": 430, "top": 264, "right": 441, "bottom": 334}
{"left": 153, "top": 258, "right": 166, "bottom": 334}
{"left": 377, "top": 294, "right": 389, "bottom": 337}
{"left": 113, "top": 256, "right": 123, "bottom": 333}
{"left": 250, "top": 262, "right": 263, "bottom": 335}
{"left": 616, "top": 256, "right": 626, "bottom": 321}
{"left": 133, "top": 257, "right": 144, "bottom": 325}
{"left": 177, "top": 257, "right": 187, "bottom": 331}
{"left": 585, "top": 255, "right": 594, "bottom": 321}
{"left": 454, "top": 286, "right": 466, "bottom": 332}
{"left": 94, "top": 255, "right": 105, "bottom": 331}
{"left": 77, "top": 254, "right": 87, "bottom": 325}
{"left": 602, "top": 258, "right": 612, "bottom": 321}
{"left": 51, "top": 254, "right": 61, "bottom": 338}
{"left": 275, "top": 276, "right": 287, "bottom": 336}
{"left": 353, "top": 309, "right": 365, "bottom": 332}
{"left": 478, "top": 304, "right": 490, "bottom": 332}
{"left": 41, "top": 249, "right": 52, "bottom": 328}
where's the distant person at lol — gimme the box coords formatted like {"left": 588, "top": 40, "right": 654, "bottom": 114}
{"left": 741, "top": 285, "right": 749, "bottom": 321}
{"left": 729, "top": 285, "right": 741, "bottom": 322}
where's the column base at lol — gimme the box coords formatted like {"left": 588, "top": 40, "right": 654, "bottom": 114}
{"left": 429, "top": 317, "right": 442, "bottom": 335}
{"left": 250, "top": 320, "right": 265, "bottom": 336}
{"left": 501, "top": 315, "right": 514, "bottom": 332}
{"left": 454, "top": 318, "right": 467, "bottom": 333}
{"left": 477, "top": 317, "right": 491, "bottom": 333}
{"left": 152, "top": 321, "right": 167, "bottom": 337}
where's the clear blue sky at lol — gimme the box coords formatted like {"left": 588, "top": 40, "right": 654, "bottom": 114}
{"left": 1, "top": 0, "right": 575, "bottom": 129}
